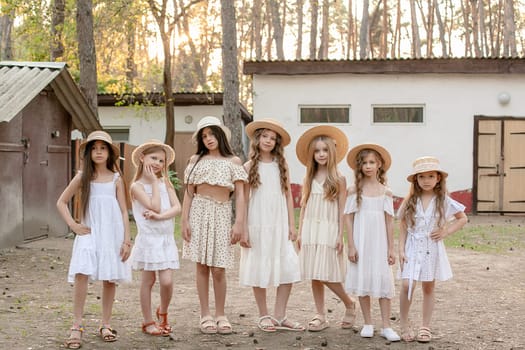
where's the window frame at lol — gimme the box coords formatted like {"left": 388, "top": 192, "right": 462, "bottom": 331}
{"left": 298, "top": 104, "right": 351, "bottom": 125}
{"left": 371, "top": 104, "right": 425, "bottom": 125}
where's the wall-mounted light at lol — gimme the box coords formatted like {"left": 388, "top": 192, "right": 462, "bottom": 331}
{"left": 51, "top": 130, "right": 60, "bottom": 138}
{"left": 185, "top": 115, "right": 193, "bottom": 124}
{"left": 498, "top": 92, "right": 511, "bottom": 105}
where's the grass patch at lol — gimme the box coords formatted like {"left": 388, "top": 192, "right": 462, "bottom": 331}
{"left": 445, "top": 224, "right": 524, "bottom": 254}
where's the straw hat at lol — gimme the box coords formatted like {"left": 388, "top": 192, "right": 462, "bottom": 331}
{"left": 192, "top": 116, "right": 231, "bottom": 142}
{"left": 245, "top": 118, "right": 291, "bottom": 146}
{"left": 79, "top": 130, "right": 119, "bottom": 158}
{"left": 295, "top": 125, "right": 349, "bottom": 165}
{"left": 406, "top": 156, "right": 448, "bottom": 182}
{"left": 346, "top": 143, "right": 391, "bottom": 171}
{"left": 131, "top": 139, "right": 175, "bottom": 167}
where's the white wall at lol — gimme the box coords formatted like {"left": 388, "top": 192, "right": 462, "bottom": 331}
{"left": 98, "top": 105, "right": 224, "bottom": 145}
{"left": 252, "top": 73, "right": 525, "bottom": 197}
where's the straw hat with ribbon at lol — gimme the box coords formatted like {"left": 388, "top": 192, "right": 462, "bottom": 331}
{"left": 245, "top": 118, "right": 291, "bottom": 146}
{"left": 406, "top": 156, "right": 448, "bottom": 182}
{"left": 346, "top": 143, "right": 391, "bottom": 171}
{"left": 192, "top": 116, "right": 231, "bottom": 142}
{"left": 131, "top": 139, "right": 175, "bottom": 168}
{"left": 79, "top": 130, "right": 119, "bottom": 158}
{"left": 295, "top": 125, "right": 349, "bottom": 166}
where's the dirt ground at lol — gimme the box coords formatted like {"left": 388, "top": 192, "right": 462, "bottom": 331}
{"left": 0, "top": 215, "right": 524, "bottom": 350}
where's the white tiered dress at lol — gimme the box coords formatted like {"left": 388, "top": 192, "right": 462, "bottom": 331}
{"left": 239, "top": 161, "right": 300, "bottom": 287}
{"left": 130, "top": 180, "right": 179, "bottom": 271}
{"left": 344, "top": 191, "right": 395, "bottom": 298}
{"left": 299, "top": 179, "right": 346, "bottom": 282}
{"left": 67, "top": 173, "right": 132, "bottom": 283}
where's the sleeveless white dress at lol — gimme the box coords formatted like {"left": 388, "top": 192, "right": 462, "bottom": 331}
{"left": 344, "top": 191, "right": 395, "bottom": 298}
{"left": 67, "top": 173, "right": 132, "bottom": 283}
{"left": 239, "top": 161, "right": 301, "bottom": 287}
{"left": 130, "top": 180, "right": 179, "bottom": 271}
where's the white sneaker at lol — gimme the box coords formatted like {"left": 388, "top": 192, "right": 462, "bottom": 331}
{"left": 380, "top": 327, "right": 401, "bottom": 342}
{"left": 360, "top": 324, "right": 374, "bottom": 337}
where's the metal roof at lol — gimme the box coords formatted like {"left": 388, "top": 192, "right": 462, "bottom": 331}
{"left": 0, "top": 61, "right": 101, "bottom": 133}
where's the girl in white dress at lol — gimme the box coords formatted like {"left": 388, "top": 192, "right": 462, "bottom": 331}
{"left": 398, "top": 156, "right": 467, "bottom": 343}
{"left": 181, "top": 116, "right": 247, "bottom": 334}
{"left": 57, "top": 131, "right": 132, "bottom": 348}
{"left": 344, "top": 143, "right": 400, "bottom": 341}
{"left": 296, "top": 125, "right": 356, "bottom": 332}
{"left": 129, "top": 140, "right": 181, "bottom": 336}
{"left": 239, "top": 119, "right": 303, "bottom": 332}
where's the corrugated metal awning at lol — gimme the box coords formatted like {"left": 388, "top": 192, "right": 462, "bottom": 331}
{"left": 0, "top": 61, "right": 101, "bottom": 134}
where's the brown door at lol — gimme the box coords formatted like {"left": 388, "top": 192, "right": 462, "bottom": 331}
{"left": 173, "top": 132, "right": 195, "bottom": 183}
{"left": 475, "top": 117, "right": 525, "bottom": 213}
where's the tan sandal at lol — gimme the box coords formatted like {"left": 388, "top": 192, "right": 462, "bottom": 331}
{"left": 307, "top": 314, "right": 329, "bottom": 332}
{"left": 99, "top": 325, "right": 117, "bottom": 342}
{"left": 417, "top": 326, "right": 432, "bottom": 343}
{"left": 257, "top": 315, "right": 277, "bottom": 332}
{"left": 199, "top": 315, "right": 217, "bottom": 334}
{"left": 64, "top": 325, "right": 84, "bottom": 349}
{"left": 274, "top": 316, "right": 305, "bottom": 332}
{"left": 216, "top": 315, "right": 232, "bottom": 335}
{"left": 341, "top": 302, "right": 356, "bottom": 329}
{"left": 156, "top": 306, "right": 172, "bottom": 335}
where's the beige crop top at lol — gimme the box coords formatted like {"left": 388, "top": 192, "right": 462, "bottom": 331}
{"left": 184, "top": 157, "right": 248, "bottom": 191}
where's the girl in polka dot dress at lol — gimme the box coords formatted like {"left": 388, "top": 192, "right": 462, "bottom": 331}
{"left": 398, "top": 156, "right": 467, "bottom": 343}
{"left": 181, "top": 116, "right": 247, "bottom": 335}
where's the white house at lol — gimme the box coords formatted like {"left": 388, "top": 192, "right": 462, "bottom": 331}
{"left": 243, "top": 58, "right": 525, "bottom": 214}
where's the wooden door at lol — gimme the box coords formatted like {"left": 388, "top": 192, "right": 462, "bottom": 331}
{"left": 475, "top": 118, "right": 525, "bottom": 213}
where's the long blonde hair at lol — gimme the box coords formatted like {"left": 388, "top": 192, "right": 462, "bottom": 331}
{"left": 301, "top": 136, "right": 341, "bottom": 207}
{"left": 400, "top": 173, "right": 447, "bottom": 228}
{"left": 248, "top": 128, "right": 288, "bottom": 193}
{"left": 353, "top": 149, "right": 387, "bottom": 208}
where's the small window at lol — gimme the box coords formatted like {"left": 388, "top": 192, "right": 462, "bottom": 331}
{"left": 373, "top": 105, "right": 424, "bottom": 123}
{"left": 105, "top": 128, "right": 130, "bottom": 142}
{"left": 300, "top": 105, "right": 350, "bottom": 124}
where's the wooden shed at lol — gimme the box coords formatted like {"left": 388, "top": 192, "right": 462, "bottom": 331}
{"left": 0, "top": 61, "right": 101, "bottom": 248}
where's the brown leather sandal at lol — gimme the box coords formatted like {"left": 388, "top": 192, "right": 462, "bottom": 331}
{"left": 156, "top": 306, "right": 172, "bottom": 335}
{"left": 64, "top": 325, "right": 84, "bottom": 349}
{"left": 141, "top": 321, "right": 164, "bottom": 336}
{"left": 99, "top": 325, "right": 117, "bottom": 342}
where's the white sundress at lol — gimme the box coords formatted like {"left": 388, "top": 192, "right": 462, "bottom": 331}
{"left": 399, "top": 195, "right": 465, "bottom": 297}
{"left": 67, "top": 173, "right": 132, "bottom": 283}
{"left": 344, "top": 191, "right": 395, "bottom": 299}
{"left": 299, "top": 179, "right": 346, "bottom": 282}
{"left": 239, "top": 161, "right": 301, "bottom": 287}
{"left": 130, "top": 180, "right": 179, "bottom": 271}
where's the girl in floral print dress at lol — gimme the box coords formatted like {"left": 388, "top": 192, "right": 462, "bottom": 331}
{"left": 181, "top": 116, "right": 247, "bottom": 335}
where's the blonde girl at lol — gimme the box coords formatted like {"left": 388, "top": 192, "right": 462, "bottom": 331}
{"left": 57, "top": 131, "right": 131, "bottom": 348}
{"left": 398, "top": 156, "right": 467, "bottom": 343}
{"left": 344, "top": 143, "right": 400, "bottom": 341}
{"left": 129, "top": 140, "right": 181, "bottom": 336}
{"left": 296, "top": 126, "right": 356, "bottom": 332}
{"left": 239, "top": 119, "right": 303, "bottom": 332}
{"left": 181, "top": 116, "right": 247, "bottom": 334}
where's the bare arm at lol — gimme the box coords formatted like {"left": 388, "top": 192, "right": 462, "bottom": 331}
{"left": 336, "top": 177, "right": 347, "bottom": 254}
{"left": 180, "top": 184, "right": 194, "bottom": 243}
{"left": 56, "top": 173, "right": 90, "bottom": 235}
{"left": 385, "top": 211, "right": 395, "bottom": 265}
{"left": 147, "top": 178, "right": 182, "bottom": 220}
{"left": 285, "top": 164, "right": 297, "bottom": 241}
{"left": 345, "top": 212, "right": 357, "bottom": 262}
{"left": 398, "top": 217, "right": 409, "bottom": 269}
{"left": 240, "top": 161, "right": 251, "bottom": 248}
{"left": 115, "top": 176, "right": 131, "bottom": 262}
{"left": 431, "top": 211, "right": 468, "bottom": 241}
{"left": 231, "top": 179, "right": 245, "bottom": 245}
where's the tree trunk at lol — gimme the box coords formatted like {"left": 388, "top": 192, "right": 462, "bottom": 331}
{"left": 318, "top": 0, "right": 329, "bottom": 59}
{"left": 391, "top": 0, "right": 401, "bottom": 57}
{"left": 51, "top": 0, "right": 65, "bottom": 61}
{"left": 409, "top": 0, "right": 421, "bottom": 58}
{"left": 77, "top": 0, "right": 98, "bottom": 117}
{"left": 0, "top": 13, "right": 13, "bottom": 60}
{"left": 381, "top": 0, "right": 388, "bottom": 58}
{"left": 461, "top": 0, "right": 472, "bottom": 57}
{"left": 471, "top": 0, "right": 481, "bottom": 57}
{"left": 434, "top": 0, "right": 447, "bottom": 57}
{"left": 296, "top": 0, "right": 304, "bottom": 59}
{"left": 266, "top": 3, "right": 272, "bottom": 60}
{"left": 359, "top": 0, "right": 369, "bottom": 59}
{"left": 126, "top": 19, "right": 136, "bottom": 92}
{"left": 253, "top": 0, "right": 262, "bottom": 60}
{"left": 426, "top": 0, "right": 434, "bottom": 57}
{"left": 269, "top": 0, "right": 284, "bottom": 59}
{"left": 309, "top": 0, "right": 318, "bottom": 59}
{"left": 221, "top": 0, "right": 244, "bottom": 158}
{"left": 347, "top": 0, "right": 355, "bottom": 59}
{"left": 479, "top": 0, "right": 489, "bottom": 56}
{"left": 503, "top": 0, "right": 517, "bottom": 56}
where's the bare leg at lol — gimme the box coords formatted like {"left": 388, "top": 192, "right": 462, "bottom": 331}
{"left": 359, "top": 296, "right": 372, "bottom": 325}
{"left": 101, "top": 281, "right": 116, "bottom": 327}
{"left": 274, "top": 283, "right": 292, "bottom": 320}
{"left": 210, "top": 267, "right": 226, "bottom": 317}
{"left": 253, "top": 287, "right": 269, "bottom": 316}
{"left": 324, "top": 282, "right": 355, "bottom": 308}
{"left": 399, "top": 279, "right": 415, "bottom": 335}
{"left": 158, "top": 269, "right": 173, "bottom": 315}
{"left": 196, "top": 263, "right": 211, "bottom": 317}
{"left": 421, "top": 281, "right": 435, "bottom": 328}
{"left": 378, "top": 297, "right": 392, "bottom": 328}
{"left": 311, "top": 280, "right": 325, "bottom": 315}
{"left": 72, "top": 274, "right": 88, "bottom": 326}
{"left": 140, "top": 271, "right": 156, "bottom": 323}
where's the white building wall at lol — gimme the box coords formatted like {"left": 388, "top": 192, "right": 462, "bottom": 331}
{"left": 252, "top": 73, "right": 525, "bottom": 197}
{"left": 98, "top": 105, "right": 224, "bottom": 145}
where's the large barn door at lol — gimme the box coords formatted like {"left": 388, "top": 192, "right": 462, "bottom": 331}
{"left": 475, "top": 118, "right": 525, "bottom": 213}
